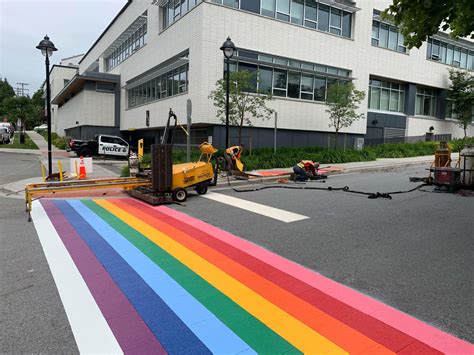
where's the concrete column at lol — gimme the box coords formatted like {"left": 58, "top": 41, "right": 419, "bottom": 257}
{"left": 437, "top": 89, "right": 447, "bottom": 119}
{"left": 98, "top": 57, "right": 106, "bottom": 72}
{"left": 405, "top": 83, "right": 416, "bottom": 116}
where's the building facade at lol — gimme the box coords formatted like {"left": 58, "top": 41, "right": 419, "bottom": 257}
{"left": 53, "top": 0, "right": 473, "bottom": 148}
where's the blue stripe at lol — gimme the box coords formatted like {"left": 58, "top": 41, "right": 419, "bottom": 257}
{"left": 54, "top": 200, "right": 211, "bottom": 355}
{"left": 68, "top": 200, "right": 254, "bottom": 354}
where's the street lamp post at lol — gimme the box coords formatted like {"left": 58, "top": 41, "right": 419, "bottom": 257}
{"left": 220, "top": 37, "right": 235, "bottom": 148}
{"left": 36, "top": 35, "right": 57, "bottom": 177}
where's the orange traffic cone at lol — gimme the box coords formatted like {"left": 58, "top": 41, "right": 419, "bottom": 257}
{"left": 78, "top": 156, "right": 87, "bottom": 180}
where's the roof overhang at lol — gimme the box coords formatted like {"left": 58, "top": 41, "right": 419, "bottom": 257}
{"left": 52, "top": 72, "right": 120, "bottom": 106}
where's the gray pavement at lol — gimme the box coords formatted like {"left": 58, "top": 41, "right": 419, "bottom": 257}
{"left": 0, "top": 197, "right": 78, "bottom": 353}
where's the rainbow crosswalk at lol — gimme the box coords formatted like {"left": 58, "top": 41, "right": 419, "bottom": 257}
{"left": 31, "top": 198, "right": 472, "bottom": 354}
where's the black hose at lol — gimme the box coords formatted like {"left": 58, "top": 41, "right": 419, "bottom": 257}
{"left": 229, "top": 180, "right": 428, "bottom": 200}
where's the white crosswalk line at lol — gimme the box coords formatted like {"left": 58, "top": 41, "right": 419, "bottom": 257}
{"left": 31, "top": 200, "right": 123, "bottom": 354}
{"left": 201, "top": 192, "right": 309, "bottom": 223}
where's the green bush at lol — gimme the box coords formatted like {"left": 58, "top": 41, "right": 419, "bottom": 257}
{"left": 449, "top": 137, "right": 474, "bottom": 152}
{"left": 120, "top": 165, "right": 130, "bottom": 177}
{"left": 127, "top": 137, "right": 473, "bottom": 172}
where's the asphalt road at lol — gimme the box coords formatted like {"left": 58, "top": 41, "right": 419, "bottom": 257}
{"left": 172, "top": 165, "right": 474, "bottom": 343}
{"left": 0, "top": 153, "right": 77, "bottom": 352}
{"left": 0, "top": 152, "right": 472, "bottom": 350}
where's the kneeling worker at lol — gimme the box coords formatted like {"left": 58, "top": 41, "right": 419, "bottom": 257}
{"left": 293, "top": 160, "right": 320, "bottom": 181}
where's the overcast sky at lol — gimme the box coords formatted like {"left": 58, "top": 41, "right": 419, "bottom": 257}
{"left": 0, "top": 0, "right": 127, "bottom": 94}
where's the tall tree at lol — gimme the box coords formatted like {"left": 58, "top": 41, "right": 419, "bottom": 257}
{"left": 325, "top": 82, "right": 365, "bottom": 149}
{"left": 448, "top": 69, "right": 473, "bottom": 139}
{"left": 1, "top": 96, "right": 38, "bottom": 130}
{"left": 31, "top": 88, "right": 45, "bottom": 107}
{"left": 209, "top": 70, "right": 274, "bottom": 146}
{"left": 384, "top": 0, "right": 474, "bottom": 49}
{"left": 0, "top": 78, "right": 15, "bottom": 104}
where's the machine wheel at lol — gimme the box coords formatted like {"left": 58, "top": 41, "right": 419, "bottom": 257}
{"left": 195, "top": 184, "right": 208, "bottom": 195}
{"left": 80, "top": 148, "right": 92, "bottom": 157}
{"left": 172, "top": 188, "right": 188, "bottom": 202}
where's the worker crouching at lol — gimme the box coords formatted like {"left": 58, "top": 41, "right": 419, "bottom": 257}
{"left": 224, "top": 145, "right": 244, "bottom": 173}
{"left": 293, "top": 160, "right": 320, "bottom": 181}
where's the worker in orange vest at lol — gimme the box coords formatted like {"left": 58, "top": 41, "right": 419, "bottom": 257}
{"left": 224, "top": 145, "right": 244, "bottom": 172}
{"left": 293, "top": 160, "right": 320, "bottom": 181}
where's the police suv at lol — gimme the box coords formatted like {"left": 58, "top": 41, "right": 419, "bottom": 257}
{"left": 76, "top": 134, "right": 129, "bottom": 158}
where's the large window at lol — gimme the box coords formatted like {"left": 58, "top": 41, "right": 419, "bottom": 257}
{"left": 127, "top": 63, "right": 188, "bottom": 109}
{"left": 229, "top": 49, "right": 351, "bottom": 102}
{"left": 371, "top": 10, "right": 406, "bottom": 53}
{"left": 368, "top": 79, "right": 405, "bottom": 112}
{"left": 162, "top": 0, "right": 202, "bottom": 29}
{"left": 211, "top": 0, "right": 353, "bottom": 38}
{"left": 446, "top": 98, "right": 474, "bottom": 120}
{"left": 415, "top": 87, "right": 437, "bottom": 117}
{"left": 426, "top": 37, "right": 474, "bottom": 70}
{"left": 106, "top": 21, "right": 147, "bottom": 71}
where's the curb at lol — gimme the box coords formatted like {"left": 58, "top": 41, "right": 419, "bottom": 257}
{"left": 0, "top": 149, "right": 42, "bottom": 155}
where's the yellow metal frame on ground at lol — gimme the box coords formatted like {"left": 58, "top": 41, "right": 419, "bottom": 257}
{"left": 25, "top": 177, "right": 150, "bottom": 213}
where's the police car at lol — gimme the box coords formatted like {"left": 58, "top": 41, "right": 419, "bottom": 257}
{"left": 76, "top": 134, "right": 129, "bottom": 158}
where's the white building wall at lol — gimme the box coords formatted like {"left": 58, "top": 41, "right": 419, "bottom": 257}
{"left": 56, "top": 90, "right": 85, "bottom": 135}
{"left": 406, "top": 117, "right": 473, "bottom": 137}
{"left": 84, "top": 90, "right": 115, "bottom": 127}
{"left": 56, "top": 89, "right": 115, "bottom": 135}
{"left": 49, "top": 66, "right": 78, "bottom": 135}
{"left": 76, "top": 0, "right": 473, "bottom": 140}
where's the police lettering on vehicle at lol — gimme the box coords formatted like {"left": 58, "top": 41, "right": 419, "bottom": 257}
{"left": 103, "top": 146, "right": 127, "bottom": 153}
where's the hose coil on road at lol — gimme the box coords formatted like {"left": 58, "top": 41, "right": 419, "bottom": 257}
{"left": 228, "top": 178, "right": 428, "bottom": 200}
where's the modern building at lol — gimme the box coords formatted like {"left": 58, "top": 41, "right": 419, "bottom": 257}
{"left": 51, "top": 0, "right": 473, "bottom": 149}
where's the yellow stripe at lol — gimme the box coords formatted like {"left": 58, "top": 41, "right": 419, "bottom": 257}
{"left": 97, "top": 200, "right": 347, "bottom": 354}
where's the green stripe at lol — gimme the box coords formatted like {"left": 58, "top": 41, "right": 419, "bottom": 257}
{"left": 84, "top": 200, "right": 300, "bottom": 355}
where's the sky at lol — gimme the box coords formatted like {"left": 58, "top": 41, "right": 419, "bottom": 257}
{"left": 0, "top": 0, "right": 127, "bottom": 94}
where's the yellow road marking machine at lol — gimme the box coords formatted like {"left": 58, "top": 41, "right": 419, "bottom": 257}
{"left": 130, "top": 109, "right": 219, "bottom": 204}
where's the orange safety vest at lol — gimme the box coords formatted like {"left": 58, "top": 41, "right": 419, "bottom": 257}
{"left": 225, "top": 146, "right": 242, "bottom": 159}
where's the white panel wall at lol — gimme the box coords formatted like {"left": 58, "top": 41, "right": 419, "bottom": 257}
{"left": 84, "top": 90, "right": 115, "bottom": 127}
{"left": 50, "top": 66, "right": 78, "bottom": 135}
{"left": 406, "top": 117, "right": 473, "bottom": 138}
{"left": 56, "top": 90, "right": 85, "bottom": 135}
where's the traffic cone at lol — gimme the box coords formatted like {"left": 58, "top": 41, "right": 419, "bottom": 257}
{"left": 78, "top": 156, "right": 87, "bottom": 180}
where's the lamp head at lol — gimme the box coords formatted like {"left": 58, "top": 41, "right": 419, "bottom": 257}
{"left": 220, "top": 36, "right": 236, "bottom": 59}
{"left": 36, "top": 35, "right": 57, "bottom": 57}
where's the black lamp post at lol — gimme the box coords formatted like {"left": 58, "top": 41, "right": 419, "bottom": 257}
{"left": 220, "top": 36, "right": 235, "bottom": 148}
{"left": 36, "top": 35, "right": 57, "bottom": 176}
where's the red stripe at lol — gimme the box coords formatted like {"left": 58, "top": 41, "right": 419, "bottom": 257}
{"left": 121, "top": 198, "right": 441, "bottom": 354}
{"left": 41, "top": 200, "right": 166, "bottom": 354}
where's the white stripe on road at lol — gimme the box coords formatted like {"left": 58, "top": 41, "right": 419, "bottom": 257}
{"left": 201, "top": 192, "right": 309, "bottom": 223}
{"left": 31, "top": 200, "right": 123, "bottom": 354}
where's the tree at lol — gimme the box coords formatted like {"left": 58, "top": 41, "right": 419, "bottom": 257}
{"left": 0, "top": 78, "right": 15, "bottom": 104}
{"left": 383, "top": 0, "right": 474, "bottom": 49}
{"left": 209, "top": 70, "right": 274, "bottom": 146}
{"left": 31, "top": 88, "right": 45, "bottom": 107}
{"left": 325, "top": 82, "right": 365, "bottom": 149}
{"left": 448, "top": 69, "right": 473, "bottom": 139}
{"left": 1, "top": 96, "right": 38, "bottom": 130}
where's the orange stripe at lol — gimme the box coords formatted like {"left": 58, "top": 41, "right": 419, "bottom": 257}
{"left": 113, "top": 199, "right": 393, "bottom": 354}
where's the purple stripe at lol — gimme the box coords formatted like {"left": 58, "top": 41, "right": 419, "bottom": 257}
{"left": 41, "top": 200, "right": 166, "bottom": 354}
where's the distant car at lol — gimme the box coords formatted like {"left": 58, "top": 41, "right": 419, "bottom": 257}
{"left": 0, "top": 122, "right": 14, "bottom": 138}
{"left": 0, "top": 128, "right": 10, "bottom": 144}
{"left": 34, "top": 124, "right": 48, "bottom": 132}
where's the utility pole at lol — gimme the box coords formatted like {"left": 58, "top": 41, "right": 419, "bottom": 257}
{"left": 16, "top": 82, "right": 29, "bottom": 96}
